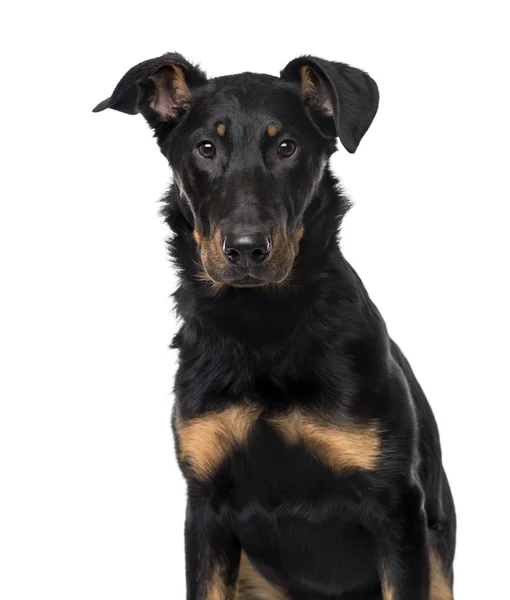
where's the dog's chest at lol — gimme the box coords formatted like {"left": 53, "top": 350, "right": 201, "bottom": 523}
{"left": 176, "top": 401, "right": 381, "bottom": 492}
{"left": 176, "top": 402, "right": 382, "bottom": 594}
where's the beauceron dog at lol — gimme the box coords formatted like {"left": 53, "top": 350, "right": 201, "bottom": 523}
{"left": 94, "top": 53, "right": 456, "bottom": 600}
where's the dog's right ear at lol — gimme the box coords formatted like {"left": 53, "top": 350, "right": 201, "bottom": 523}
{"left": 280, "top": 56, "right": 379, "bottom": 153}
{"left": 92, "top": 53, "right": 207, "bottom": 128}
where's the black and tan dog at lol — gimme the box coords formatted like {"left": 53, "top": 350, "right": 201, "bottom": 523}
{"left": 94, "top": 53, "right": 456, "bottom": 599}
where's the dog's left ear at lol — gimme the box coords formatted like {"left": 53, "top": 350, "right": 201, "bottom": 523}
{"left": 92, "top": 52, "right": 207, "bottom": 129}
{"left": 280, "top": 56, "right": 379, "bottom": 153}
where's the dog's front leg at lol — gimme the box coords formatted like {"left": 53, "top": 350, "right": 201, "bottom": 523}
{"left": 184, "top": 496, "right": 240, "bottom": 600}
{"left": 378, "top": 485, "right": 434, "bottom": 600}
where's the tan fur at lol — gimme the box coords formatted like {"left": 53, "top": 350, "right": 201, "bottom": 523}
{"left": 379, "top": 549, "right": 452, "bottom": 600}
{"left": 170, "top": 64, "right": 190, "bottom": 103}
{"left": 206, "top": 565, "right": 226, "bottom": 600}
{"left": 268, "top": 409, "right": 380, "bottom": 472}
{"left": 194, "top": 228, "right": 228, "bottom": 294}
{"left": 195, "top": 270, "right": 228, "bottom": 295}
{"left": 207, "top": 564, "right": 238, "bottom": 600}
{"left": 201, "top": 228, "right": 228, "bottom": 280}
{"left": 217, "top": 122, "right": 227, "bottom": 137}
{"left": 380, "top": 565, "right": 394, "bottom": 600}
{"left": 267, "top": 123, "right": 278, "bottom": 137}
{"left": 198, "top": 226, "right": 297, "bottom": 288}
{"left": 300, "top": 65, "right": 317, "bottom": 97}
{"left": 177, "top": 406, "right": 262, "bottom": 480}
{"left": 193, "top": 229, "right": 201, "bottom": 245}
{"left": 295, "top": 226, "right": 304, "bottom": 243}
{"left": 430, "top": 548, "right": 453, "bottom": 600}
{"left": 265, "top": 229, "right": 296, "bottom": 283}
{"left": 299, "top": 65, "right": 333, "bottom": 115}
{"left": 194, "top": 269, "right": 228, "bottom": 294}
{"left": 238, "top": 552, "right": 288, "bottom": 599}
{"left": 381, "top": 583, "right": 394, "bottom": 600}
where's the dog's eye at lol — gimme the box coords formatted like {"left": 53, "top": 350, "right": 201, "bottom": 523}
{"left": 277, "top": 140, "right": 296, "bottom": 158}
{"left": 197, "top": 141, "right": 216, "bottom": 159}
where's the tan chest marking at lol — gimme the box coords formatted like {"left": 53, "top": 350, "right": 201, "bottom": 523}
{"left": 268, "top": 409, "right": 380, "bottom": 472}
{"left": 177, "top": 406, "right": 262, "bottom": 480}
{"left": 238, "top": 552, "right": 288, "bottom": 600}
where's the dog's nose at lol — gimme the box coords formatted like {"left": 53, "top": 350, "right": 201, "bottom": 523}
{"left": 222, "top": 232, "right": 272, "bottom": 265}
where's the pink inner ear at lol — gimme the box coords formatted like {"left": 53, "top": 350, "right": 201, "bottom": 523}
{"left": 149, "top": 65, "right": 190, "bottom": 119}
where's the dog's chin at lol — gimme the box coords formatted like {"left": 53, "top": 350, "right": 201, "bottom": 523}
{"left": 229, "top": 275, "right": 270, "bottom": 288}
{"left": 214, "top": 275, "right": 279, "bottom": 289}
{"left": 204, "top": 270, "right": 292, "bottom": 289}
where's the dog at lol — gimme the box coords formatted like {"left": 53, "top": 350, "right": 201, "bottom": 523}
{"left": 94, "top": 52, "right": 456, "bottom": 599}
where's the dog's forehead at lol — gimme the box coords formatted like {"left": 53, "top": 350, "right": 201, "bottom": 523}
{"left": 211, "top": 71, "right": 279, "bottom": 93}
{"left": 192, "top": 72, "right": 303, "bottom": 128}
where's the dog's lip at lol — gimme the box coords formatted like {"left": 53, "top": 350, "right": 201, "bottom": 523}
{"left": 229, "top": 274, "right": 267, "bottom": 288}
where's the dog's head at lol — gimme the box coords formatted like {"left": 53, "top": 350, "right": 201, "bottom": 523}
{"left": 94, "top": 53, "right": 378, "bottom": 287}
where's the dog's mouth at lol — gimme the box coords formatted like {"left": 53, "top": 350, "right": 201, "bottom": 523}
{"left": 193, "top": 227, "right": 304, "bottom": 289}
{"left": 228, "top": 274, "right": 268, "bottom": 288}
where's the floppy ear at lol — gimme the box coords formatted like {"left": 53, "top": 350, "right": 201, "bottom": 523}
{"left": 280, "top": 56, "right": 379, "bottom": 153}
{"left": 93, "top": 52, "right": 207, "bottom": 127}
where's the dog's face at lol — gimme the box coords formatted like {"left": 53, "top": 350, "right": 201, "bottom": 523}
{"left": 94, "top": 54, "right": 378, "bottom": 287}
{"left": 166, "top": 74, "right": 329, "bottom": 287}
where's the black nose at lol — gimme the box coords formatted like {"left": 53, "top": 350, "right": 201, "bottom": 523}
{"left": 222, "top": 232, "right": 272, "bottom": 265}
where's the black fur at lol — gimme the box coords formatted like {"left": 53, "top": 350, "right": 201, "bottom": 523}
{"left": 94, "top": 53, "right": 456, "bottom": 599}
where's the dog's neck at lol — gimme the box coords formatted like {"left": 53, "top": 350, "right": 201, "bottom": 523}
{"left": 164, "top": 168, "right": 386, "bottom": 400}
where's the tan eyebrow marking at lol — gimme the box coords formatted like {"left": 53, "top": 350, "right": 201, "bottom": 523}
{"left": 267, "top": 123, "right": 278, "bottom": 137}
{"left": 217, "top": 122, "right": 226, "bottom": 137}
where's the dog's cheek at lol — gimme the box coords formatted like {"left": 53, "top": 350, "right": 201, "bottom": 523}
{"left": 200, "top": 230, "right": 229, "bottom": 281}
{"left": 298, "top": 156, "right": 327, "bottom": 214}
{"left": 172, "top": 172, "right": 199, "bottom": 224}
{"left": 173, "top": 160, "right": 212, "bottom": 221}
{"left": 267, "top": 232, "right": 297, "bottom": 282}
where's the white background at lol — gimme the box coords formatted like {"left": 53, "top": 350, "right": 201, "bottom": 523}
{"left": 1, "top": 2, "right": 509, "bottom": 598}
